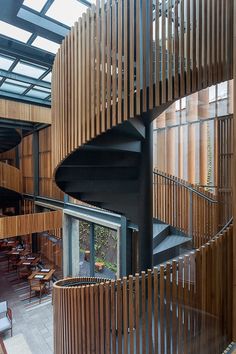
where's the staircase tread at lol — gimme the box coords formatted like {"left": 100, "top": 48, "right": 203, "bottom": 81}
{"left": 153, "top": 223, "right": 169, "bottom": 236}
{"left": 153, "top": 235, "right": 192, "bottom": 254}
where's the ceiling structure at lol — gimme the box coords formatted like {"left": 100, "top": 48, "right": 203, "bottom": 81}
{"left": 0, "top": 0, "right": 95, "bottom": 107}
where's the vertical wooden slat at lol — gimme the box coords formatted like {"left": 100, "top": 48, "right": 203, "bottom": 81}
{"left": 123, "top": 277, "right": 128, "bottom": 354}
{"left": 129, "top": 275, "right": 134, "bottom": 354}
{"left": 161, "top": 0, "right": 166, "bottom": 103}
{"left": 141, "top": 271, "right": 146, "bottom": 354}
{"left": 160, "top": 265, "right": 165, "bottom": 354}
{"left": 117, "top": 279, "right": 122, "bottom": 354}
{"left": 106, "top": 0, "right": 111, "bottom": 130}
{"left": 167, "top": 0, "right": 172, "bottom": 101}
{"left": 174, "top": 0, "right": 179, "bottom": 98}
{"left": 166, "top": 263, "right": 171, "bottom": 354}
{"left": 149, "top": 0, "right": 153, "bottom": 109}
{"left": 180, "top": 0, "right": 185, "bottom": 96}
{"left": 136, "top": 0, "right": 141, "bottom": 115}
{"left": 117, "top": 0, "right": 122, "bottom": 123}
{"left": 105, "top": 282, "right": 110, "bottom": 354}
{"left": 101, "top": 0, "right": 106, "bottom": 132}
{"left": 129, "top": 0, "right": 135, "bottom": 118}
{"left": 147, "top": 270, "right": 152, "bottom": 354}
{"left": 123, "top": 0, "right": 128, "bottom": 120}
{"left": 154, "top": 267, "right": 159, "bottom": 354}
{"left": 155, "top": 0, "right": 160, "bottom": 106}
{"left": 135, "top": 273, "right": 140, "bottom": 354}
{"left": 112, "top": 0, "right": 117, "bottom": 126}
{"left": 96, "top": 0, "right": 101, "bottom": 135}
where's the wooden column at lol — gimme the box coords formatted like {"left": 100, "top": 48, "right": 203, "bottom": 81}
{"left": 233, "top": 0, "right": 236, "bottom": 341}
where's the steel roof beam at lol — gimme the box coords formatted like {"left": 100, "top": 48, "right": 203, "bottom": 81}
{"left": 0, "top": 69, "right": 51, "bottom": 89}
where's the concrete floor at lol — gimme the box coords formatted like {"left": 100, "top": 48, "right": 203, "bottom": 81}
{"left": 0, "top": 253, "right": 53, "bottom": 354}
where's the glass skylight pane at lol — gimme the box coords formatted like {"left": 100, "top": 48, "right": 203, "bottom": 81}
{"left": 0, "top": 20, "right": 32, "bottom": 43}
{"left": 26, "top": 89, "right": 50, "bottom": 99}
{"left": 0, "top": 56, "right": 14, "bottom": 70}
{"left": 13, "top": 62, "right": 46, "bottom": 78}
{"left": 23, "top": 0, "right": 47, "bottom": 12}
{"left": 42, "top": 72, "right": 52, "bottom": 82}
{"left": 46, "top": 0, "right": 88, "bottom": 27}
{"left": 33, "top": 85, "right": 51, "bottom": 93}
{"left": 0, "top": 82, "right": 27, "bottom": 94}
{"left": 32, "top": 36, "right": 60, "bottom": 54}
{"left": 5, "top": 79, "right": 30, "bottom": 88}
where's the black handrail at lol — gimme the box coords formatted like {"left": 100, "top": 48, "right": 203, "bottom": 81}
{"left": 153, "top": 170, "right": 218, "bottom": 203}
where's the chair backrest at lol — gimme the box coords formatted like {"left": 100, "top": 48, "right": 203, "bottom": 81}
{"left": 30, "top": 279, "right": 44, "bottom": 289}
{"left": 0, "top": 301, "right": 7, "bottom": 315}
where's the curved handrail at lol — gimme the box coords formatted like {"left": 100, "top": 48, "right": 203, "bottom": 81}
{"left": 0, "top": 161, "right": 22, "bottom": 194}
{"left": 153, "top": 170, "right": 217, "bottom": 203}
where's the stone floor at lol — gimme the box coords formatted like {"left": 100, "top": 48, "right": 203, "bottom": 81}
{"left": 0, "top": 253, "right": 53, "bottom": 354}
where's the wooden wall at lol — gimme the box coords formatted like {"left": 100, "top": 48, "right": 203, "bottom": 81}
{"left": 39, "top": 127, "right": 64, "bottom": 200}
{"left": 53, "top": 224, "right": 233, "bottom": 354}
{"left": 0, "top": 98, "right": 51, "bottom": 124}
{"left": 18, "top": 134, "right": 33, "bottom": 194}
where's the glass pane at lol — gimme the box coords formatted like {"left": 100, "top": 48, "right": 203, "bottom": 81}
{"left": 13, "top": 61, "right": 46, "bottom": 78}
{"left": 5, "top": 79, "right": 30, "bottom": 87}
{"left": 23, "top": 0, "right": 48, "bottom": 12}
{"left": 209, "top": 85, "right": 216, "bottom": 102}
{"left": 46, "top": 0, "right": 88, "bottom": 27}
{"left": 33, "top": 85, "right": 51, "bottom": 93}
{"left": 94, "top": 225, "right": 117, "bottom": 279}
{"left": 42, "top": 72, "right": 52, "bottom": 82}
{"left": 32, "top": 36, "right": 60, "bottom": 54}
{"left": 79, "top": 221, "right": 90, "bottom": 277}
{"left": 0, "top": 20, "right": 32, "bottom": 43}
{"left": 0, "top": 56, "right": 14, "bottom": 70}
{"left": 25, "top": 89, "right": 50, "bottom": 99}
{"left": 0, "top": 82, "right": 27, "bottom": 94}
{"left": 217, "top": 82, "right": 228, "bottom": 100}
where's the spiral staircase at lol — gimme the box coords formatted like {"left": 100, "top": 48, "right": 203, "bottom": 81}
{"left": 52, "top": 1, "right": 233, "bottom": 271}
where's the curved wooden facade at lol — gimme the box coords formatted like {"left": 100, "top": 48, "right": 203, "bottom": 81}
{"left": 52, "top": 0, "right": 233, "bottom": 171}
{"left": 51, "top": 0, "right": 235, "bottom": 352}
{"left": 0, "top": 162, "right": 22, "bottom": 194}
{"left": 53, "top": 224, "right": 233, "bottom": 354}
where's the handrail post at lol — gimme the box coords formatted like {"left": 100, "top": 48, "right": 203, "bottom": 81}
{"left": 189, "top": 189, "right": 193, "bottom": 239}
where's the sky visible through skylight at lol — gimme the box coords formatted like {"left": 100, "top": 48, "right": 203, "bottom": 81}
{"left": 0, "top": 0, "right": 95, "bottom": 104}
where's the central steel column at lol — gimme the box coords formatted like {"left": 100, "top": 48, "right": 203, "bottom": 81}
{"left": 138, "top": 117, "right": 153, "bottom": 272}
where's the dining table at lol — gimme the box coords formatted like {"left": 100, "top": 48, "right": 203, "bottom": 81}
{"left": 28, "top": 268, "right": 56, "bottom": 290}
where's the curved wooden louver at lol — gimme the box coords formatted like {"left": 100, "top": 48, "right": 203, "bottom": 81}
{"left": 0, "top": 210, "right": 62, "bottom": 239}
{"left": 52, "top": 0, "right": 233, "bottom": 172}
{"left": 0, "top": 162, "right": 22, "bottom": 194}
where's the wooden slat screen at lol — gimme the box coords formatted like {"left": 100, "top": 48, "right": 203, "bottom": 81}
{"left": 0, "top": 210, "right": 62, "bottom": 239}
{"left": 51, "top": 0, "right": 233, "bottom": 173}
{"left": 53, "top": 224, "right": 233, "bottom": 354}
{"left": 0, "top": 161, "right": 22, "bottom": 194}
{"left": 39, "top": 127, "right": 64, "bottom": 201}
{"left": 18, "top": 134, "right": 33, "bottom": 194}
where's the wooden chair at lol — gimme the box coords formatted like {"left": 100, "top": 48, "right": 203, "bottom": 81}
{"left": 18, "top": 266, "right": 31, "bottom": 279}
{"left": 29, "top": 279, "right": 46, "bottom": 304}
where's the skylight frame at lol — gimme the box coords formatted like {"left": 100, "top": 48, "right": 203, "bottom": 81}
{"left": 0, "top": 20, "right": 32, "bottom": 43}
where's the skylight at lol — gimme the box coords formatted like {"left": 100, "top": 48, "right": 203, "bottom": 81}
{"left": 23, "top": 0, "right": 48, "bottom": 12}
{"left": 42, "top": 72, "right": 52, "bottom": 82}
{"left": 0, "top": 81, "right": 28, "bottom": 95}
{"left": 13, "top": 62, "right": 46, "bottom": 79}
{"left": 46, "top": 0, "right": 88, "bottom": 27}
{"left": 0, "top": 20, "right": 32, "bottom": 43}
{"left": 26, "top": 89, "right": 50, "bottom": 99}
{"left": 4, "top": 79, "right": 30, "bottom": 88}
{"left": 0, "top": 56, "right": 14, "bottom": 70}
{"left": 32, "top": 36, "right": 60, "bottom": 54}
{"left": 33, "top": 85, "right": 51, "bottom": 93}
